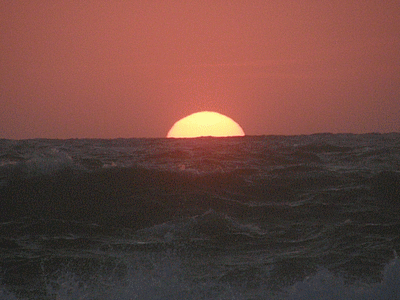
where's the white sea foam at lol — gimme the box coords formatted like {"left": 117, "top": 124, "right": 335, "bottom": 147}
{"left": 284, "top": 258, "right": 400, "bottom": 300}
{"left": 2, "top": 148, "right": 76, "bottom": 180}
{"left": 1, "top": 135, "right": 400, "bottom": 299}
{"left": 2, "top": 254, "right": 398, "bottom": 300}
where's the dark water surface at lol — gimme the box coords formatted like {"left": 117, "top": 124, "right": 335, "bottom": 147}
{"left": 1, "top": 134, "right": 400, "bottom": 299}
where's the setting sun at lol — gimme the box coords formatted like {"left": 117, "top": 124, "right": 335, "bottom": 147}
{"left": 167, "top": 111, "right": 245, "bottom": 138}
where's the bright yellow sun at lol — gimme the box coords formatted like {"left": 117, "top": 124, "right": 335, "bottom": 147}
{"left": 167, "top": 111, "right": 245, "bottom": 138}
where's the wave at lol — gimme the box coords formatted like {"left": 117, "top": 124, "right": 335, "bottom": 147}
{"left": 1, "top": 252, "right": 398, "bottom": 300}
{"left": 1, "top": 135, "right": 400, "bottom": 299}
{"left": 135, "top": 209, "right": 266, "bottom": 247}
{"left": 284, "top": 256, "right": 400, "bottom": 300}
{"left": 2, "top": 162, "right": 400, "bottom": 230}
{"left": 0, "top": 165, "right": 253, "bottom": 229}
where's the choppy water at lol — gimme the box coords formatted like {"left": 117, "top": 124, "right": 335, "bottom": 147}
{"left": 1, "top": 134, "right": 400, "bottom": 299}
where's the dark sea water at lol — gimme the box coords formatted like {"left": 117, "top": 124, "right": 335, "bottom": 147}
{"left": 1, "top": 134, "right": 400, "bottom": 299}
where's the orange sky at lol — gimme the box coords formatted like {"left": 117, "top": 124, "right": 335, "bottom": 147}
{"left": 1, "top": 1, "right": 399, "bottom": 138}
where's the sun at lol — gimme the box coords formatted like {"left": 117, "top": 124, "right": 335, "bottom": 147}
{"left": 167, "top": 111, "right": 245, "bottom": 138}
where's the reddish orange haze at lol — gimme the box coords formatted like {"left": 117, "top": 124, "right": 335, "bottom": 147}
{"left": 0, "top": 1, "right": 399, "bottom": 138}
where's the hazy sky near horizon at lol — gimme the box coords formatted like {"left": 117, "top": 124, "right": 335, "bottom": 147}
{"left": 1, "top": 1, "right": 399, "bottom": 138}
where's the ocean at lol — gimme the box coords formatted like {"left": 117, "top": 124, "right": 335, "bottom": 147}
{"left": 0, "top": 134, "right": 399, "bottom": 299}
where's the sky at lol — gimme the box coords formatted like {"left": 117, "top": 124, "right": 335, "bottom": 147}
{"left": 1, "top": 1, "right": 399, "bottom": 139}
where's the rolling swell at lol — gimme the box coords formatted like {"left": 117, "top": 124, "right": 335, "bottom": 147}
{"left": 1, "top": 135, "right": 400, "bottom": 299}
{"left": 1, "top": 166, "right": 252, "bottom": 230}
{"left": 2, "top": 161, "right": 399, "bottom": 233}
